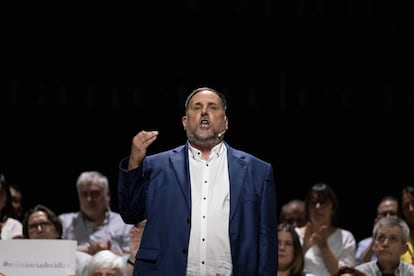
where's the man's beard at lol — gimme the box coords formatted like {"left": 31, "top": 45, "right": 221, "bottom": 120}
{"left": 187, "top": 131, "right": 218, "bottom": 149}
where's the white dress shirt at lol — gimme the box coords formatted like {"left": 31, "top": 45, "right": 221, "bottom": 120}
{"left": 186, "top": 142, "right": 233, "bottom": 276}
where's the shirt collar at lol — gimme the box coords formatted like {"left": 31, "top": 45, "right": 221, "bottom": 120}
{"left": 188, "top": 142, "right": 225, "bottom": 160}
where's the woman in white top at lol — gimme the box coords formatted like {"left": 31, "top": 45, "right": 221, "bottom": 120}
{"left": 0, "top": 174, "right": 23, "bottom": 239}
{"left": 295, "top": 182, "right": 356, "bottom": 276}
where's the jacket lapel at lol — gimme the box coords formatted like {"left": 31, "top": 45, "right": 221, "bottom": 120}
{"left": 227, "top": 146, "right": 247, "bottom": 221}
{"left": 170, "top": 144, "right": 191, "bottom": 212}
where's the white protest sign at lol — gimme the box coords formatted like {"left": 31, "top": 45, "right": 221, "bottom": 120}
{"left": 0, "top": 239, "right": 76, "bottom": 276}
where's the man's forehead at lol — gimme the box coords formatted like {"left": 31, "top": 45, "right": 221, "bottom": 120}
{"left": 377, "top": 225, "right": 400, "bottom": 233}
{"left": 190, "top": 91, "right": 219, "bottom": 102}
{"left": 79, "top": 184, "right": 103, "bottom": 191}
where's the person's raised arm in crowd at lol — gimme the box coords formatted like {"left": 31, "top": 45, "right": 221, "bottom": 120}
{"left": 125, "top": 219, "right": 146, "bottom": 276}
{"left": 117, "top": 87, "right": 278, "bottom": 275}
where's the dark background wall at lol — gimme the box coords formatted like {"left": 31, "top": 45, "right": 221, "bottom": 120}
{"left": 1, "top": 2, "right": 413, "bottom": 243}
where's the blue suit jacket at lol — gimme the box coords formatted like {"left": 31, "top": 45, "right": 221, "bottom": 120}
{"left": 118, "top": 142, "right": 277, "bottom": 275}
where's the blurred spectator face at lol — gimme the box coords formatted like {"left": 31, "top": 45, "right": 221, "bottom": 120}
{"left": 78, "top": 178, "right": 110, "bottom": 220}
{"left": 308, "top": 194, "right": 334, "bottom": 225}
{"left": 10, "top": 186, "right": 23, "bottom": 217}
{"left": 277, "top": 229, "right": 295, "bottom": 270}
{"left": 27, "top": 211, "right": 59, "bottom": 239}
{"left": 373, "top": 225, "right": 407, "bottom": 263}
{"left": 281, "top": 200, "right": 306, "bottom": 228}
{"left": 0, "top": 183, "right": 6, "bottom": 210}
{"left": 376, "top": 199, "right": 398, "bottom": 221}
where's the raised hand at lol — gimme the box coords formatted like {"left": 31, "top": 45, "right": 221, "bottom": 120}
{"left": 128, "top": 130, "right": 159, "bottom": 170}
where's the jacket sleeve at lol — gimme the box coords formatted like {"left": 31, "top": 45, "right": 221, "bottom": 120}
{"left": 117, "top": 156, "right": 147, "bottom": 224}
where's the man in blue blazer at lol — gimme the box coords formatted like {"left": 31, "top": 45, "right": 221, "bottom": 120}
{"left": 118, "top": 87, "right": 277, "bottom": 275}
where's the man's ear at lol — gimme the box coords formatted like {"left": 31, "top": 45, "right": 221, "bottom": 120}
{"left": 182, "top": 116, "right": 187, "bottom": 130}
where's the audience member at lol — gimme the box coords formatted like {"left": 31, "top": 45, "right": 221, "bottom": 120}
{"left": 400, "top": 185, "right": 414, "bottom": 264}
{"left": 125, "top": 219, "right": 146, "bottom": 276}
{"left": 0, "top": 173, "right": 23, "bottom": 239}
{"left": 86, "top": 249, "right": 126, "bottom": 276}
{"left": 332, "top": 266, "right": 366, "bottom": 276}
{"left": 59, "top": 171, "right": 133, "bottom": 256}
{"left": 9, "top": 181, "right": 24, "bottom": 222}
{"left": 277, "top": 222, "right": 311, "bottom": 276}
{"left": 280, "top": 199, "right": 306, "bottom": 228}
{"left": 356, "top": 216, "right": 414, "bottom": 275}
{"left": 22, "top": 204, "right": 91, "bottom": 276}
{"left": 295, "top": 182, "right": 356, "bottom": 276}
{"left": 355, "top": 195, "right": 399, "bottom": 265}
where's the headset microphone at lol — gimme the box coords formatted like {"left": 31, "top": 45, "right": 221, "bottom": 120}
{"left": 217, "top": 129, "right": 227, "bottom": 138}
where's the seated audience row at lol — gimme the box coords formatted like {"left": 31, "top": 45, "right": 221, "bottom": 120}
{"left": 279, "top": 183, "right": 414, "bottom": 276}
{"left": 279, "top": 216, "right": 414, "bottom": 276}
{"left": 1, "top": 170, "right": 145, "bottom": 276}
{"left": 5, "top": 169, "right": 414, "bottom": 276}
{"left": 20, "top": 203, "right": 145, "bottom": 276}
